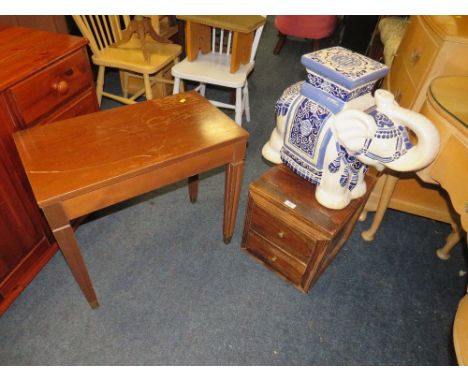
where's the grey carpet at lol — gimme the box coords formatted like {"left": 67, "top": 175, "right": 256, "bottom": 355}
{"left": 0, "top": 17, "right": 466, "bottom": 365}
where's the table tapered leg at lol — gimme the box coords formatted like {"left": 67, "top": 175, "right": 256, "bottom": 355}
{"left": 188, "top": 174, "right": 199, "bottom": 203}
{"left": 42, "top": 204, "right": 99, "bottom": 308}
{"left": 223, "top": 160, "right": 245, "bottom": 244}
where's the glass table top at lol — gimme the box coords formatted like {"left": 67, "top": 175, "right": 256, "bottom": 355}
{"left": 429, "top": 76, "right": 468, "bottom": 128}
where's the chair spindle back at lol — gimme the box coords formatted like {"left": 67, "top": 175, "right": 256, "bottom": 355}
{"left": 72, "top": 15, "right": 131, "bottom": 55}
{"left": 211, "top": 28, "right": 233, "bottom": 55}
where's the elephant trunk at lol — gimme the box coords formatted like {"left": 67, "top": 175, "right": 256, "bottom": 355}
{"left": 376, "top": 90, "right": 440, "bottom": 172}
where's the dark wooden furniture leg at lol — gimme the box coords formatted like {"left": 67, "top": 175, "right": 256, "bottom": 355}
{"left": 42, "top": 203, "right": 99, "bottom": 308}
{"left": 312, "top": 39, "right": 320, "bottom": 51}
{"left": 273, "top": 32, "right": 287, "bottom": 55}
{"left": 188, "top": 174, "right": 199, "bottom": 203}
{"left": 223, "top": 159, "right": 245, "bottom": 244}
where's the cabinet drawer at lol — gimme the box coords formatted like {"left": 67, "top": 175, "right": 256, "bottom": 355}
{"left": 9, "top": 48, "right": 94, "bottom": 127}
{"left": 243, "top": 230, "right": 306, "bottom": 287}
{"left": 385, "top": 66, "right": 417, "bottom": 109}
{"left": 249, "top": 194, "right": 315, "bottom": 264}
{"left": 394, "top": 16, "right": 439, "bottom": 89}
{"left": 41, "top": 89, "right": 98, "bottom": 125}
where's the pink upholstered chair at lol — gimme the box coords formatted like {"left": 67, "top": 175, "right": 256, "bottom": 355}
{"left": 273, "top": 16, "right": 338, "bottom": 54}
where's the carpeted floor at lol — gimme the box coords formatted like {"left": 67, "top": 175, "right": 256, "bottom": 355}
{"left": 0, "top": 17, "right": 466, "bottom": 365}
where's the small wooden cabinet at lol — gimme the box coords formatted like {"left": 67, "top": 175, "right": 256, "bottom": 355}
{"left": 241, "top": 165, "right": 376, "bottom": 293}
{"left": 0, "top": 26, "right": 99, "bottom": 315}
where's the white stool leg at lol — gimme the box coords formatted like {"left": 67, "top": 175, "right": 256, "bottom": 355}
{"left": 235, "top": 87, "right": 243, "bottom": 126}
{"left": 199, "top": 84, "right": 206, "bottom": 96}
{"left": 243, "top": 82, "right": 250, "bottom": 122}
{"left": 173, "top": 77, "right": 181, "bottom": 94}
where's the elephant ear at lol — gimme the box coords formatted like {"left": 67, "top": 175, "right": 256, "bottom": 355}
{"left": 332, "top": 110, "right": 377, "bottom": 153}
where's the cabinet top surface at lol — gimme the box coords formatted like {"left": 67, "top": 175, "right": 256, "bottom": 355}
{"left": 0, "top": 26, "right": 87, "bottom": 91}
{"left": 13, "top": 92, "right": 248, "bottom": 207}
{"left": 422, "top": 16, "right": 468, "bottom": 42}
{"left": 430, "top": 76, "right": 468, "bottom": 130}
{"left": 251, "top": 165, "right": 376, "bottom": 236}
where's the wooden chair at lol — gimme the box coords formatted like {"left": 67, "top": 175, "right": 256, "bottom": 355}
{"left": 72, "top": 16, "right": 182, "bottom": 106}
{"left": 171, "top": 18, "right": 265, "bottom": 126}
{"left": 149, "top": 16, "right": 178, "bottom": 40}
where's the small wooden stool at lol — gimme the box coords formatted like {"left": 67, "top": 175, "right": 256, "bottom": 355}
{"left": 241, "top": 165, "right": 376, "bottom": 293}
{"left": 176, "top": 15, "right": 266, "bottom": 73}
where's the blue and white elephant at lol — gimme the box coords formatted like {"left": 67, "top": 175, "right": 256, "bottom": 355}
{"left": 262, "top": 83, "right": 440, "bottom": 209}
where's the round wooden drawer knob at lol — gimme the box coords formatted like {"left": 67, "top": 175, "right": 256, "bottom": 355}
{"left": 277, "top": 231, "right": 285, "bottom": 239}
{"left": 410, "top": 49, "right": 421, "bottom": 64}
{"left": 53, "top": 80, "right": 69, "bottom": 95}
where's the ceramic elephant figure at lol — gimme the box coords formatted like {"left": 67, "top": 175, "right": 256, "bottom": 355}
{"left": 262, "top": 84, "right": 440, "bottom": 210}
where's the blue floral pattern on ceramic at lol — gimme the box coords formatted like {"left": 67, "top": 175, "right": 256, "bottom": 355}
{"left": 328, "top": 144, "right": 367, "bottom": 191}
{"left": 360, "top": 108, "right": 413, "bottom": 163}
{"left": 306, "top": 73, "right": 377, "bottom": 102}
{"left": 281, "top": 97, "right": 332, "bottom": 184}
{"left": 281, "top": 150, "right": 323, "bottom": 184}
{"left": 275, "top": 82, "right": 302, "bottom": 116}
{"left": 302, "top": 47, "right": 388, "bottom": 88}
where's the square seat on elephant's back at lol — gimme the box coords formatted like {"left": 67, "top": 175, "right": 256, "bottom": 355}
{"left": 241, "top": 164, "right": 377, "bottom": 293}
{"left": 301, "top": 46, "right": 388, "bottom": 90}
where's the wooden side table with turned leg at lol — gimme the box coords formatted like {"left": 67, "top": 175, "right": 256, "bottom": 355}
{"left": 362, "top": 76, "right": 467, "bottom": 259}
{"left": 359, "top": 16, "right": 468, "bottom": 259}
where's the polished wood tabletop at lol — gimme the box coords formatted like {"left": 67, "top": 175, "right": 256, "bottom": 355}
{"left": 13, "top": 91, "right": 249, "bottom": 308}
{"left": 14, "top": 91, "right": 247, "bottom": 208}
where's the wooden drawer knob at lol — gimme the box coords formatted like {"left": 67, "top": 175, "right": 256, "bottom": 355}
{"left": 410, "top": 49, "right": 421, "bottom": 64}
{"left": 270, "top": 255, "right": 277, "bottom": 263}
{"left": 277, "top": 231, "right": 285, "bottom": 239}
{"left": 52, "top": 80, "right": 69, "bottom": 95}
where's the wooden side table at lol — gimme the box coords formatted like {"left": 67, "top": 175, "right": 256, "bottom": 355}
{"left": 176, "top": 15, "right": 266, "bottom": 73}
{"left": 13, "top": 91, "right": 248, "bottom": 308}
{"left": 361, "top": 16, "right": 468, "bottom": 254}
{"left": 363, "top": 76, "right": 468, "bottom": 260}
{"left": 241, "top": 165, "right": 376, "bottom": 293}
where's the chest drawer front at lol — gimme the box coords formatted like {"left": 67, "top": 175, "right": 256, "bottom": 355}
{"left": 385, "top": 67, "right": 417, "bottom": 109}
{"left": 394, "top": 16, "right": 439, "bottom": 89}
{"left": 249, "top": 194, "right": 315, "bottom": 264}
{"left": 243, "top": 230, "right": 305, "bottom": 287}
{"left": 41, "top": 89, "right": 98, "bottom": 125}
{"left": 9, "top": 48, "right": 93, "bottom": 127}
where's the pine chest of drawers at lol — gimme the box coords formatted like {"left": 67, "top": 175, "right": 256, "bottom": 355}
{"left": 241, "top": 165, "right": 376, "bottom": 293}
{"left": 0, "top": 26, "right": 99, "bottom": 315}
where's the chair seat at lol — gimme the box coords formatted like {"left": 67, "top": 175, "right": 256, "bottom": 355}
{"left": 171, "top": 53, "right": 254, "bottom": 88}
{"left": 275, "top": 16, "right": 337, "bottom": 40}
{"left": 92, "top": 35, "right": 182, "bottom": 74}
